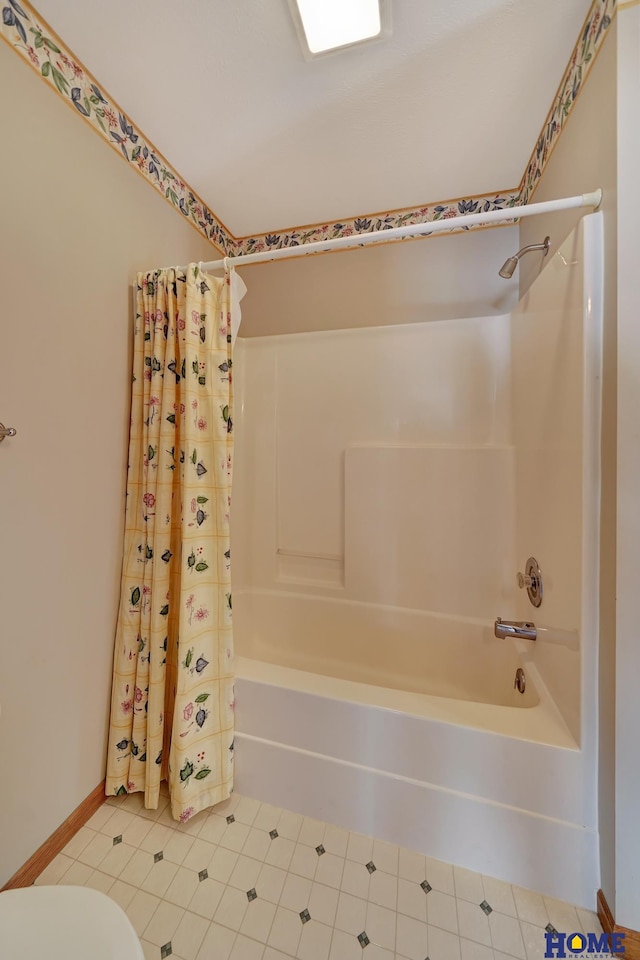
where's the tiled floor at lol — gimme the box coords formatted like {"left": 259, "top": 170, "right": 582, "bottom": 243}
{"left": 34, "top": 790, "right": 603, "bottom": 960}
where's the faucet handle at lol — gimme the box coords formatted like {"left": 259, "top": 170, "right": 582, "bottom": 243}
{"left": 517, "top": 557, "right": 543, "bottom": 608}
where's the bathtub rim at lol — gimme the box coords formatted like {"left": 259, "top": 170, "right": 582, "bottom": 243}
{"left": 235, "top": 654, "right": 578, "bottom": 751}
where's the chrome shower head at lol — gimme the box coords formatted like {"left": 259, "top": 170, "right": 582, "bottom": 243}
{"left": 498, "top": 236, "right": 551, "bottom": 279}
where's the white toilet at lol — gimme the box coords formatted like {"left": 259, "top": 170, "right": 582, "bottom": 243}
{"left": 0, "top": 884, "right": 145, "bottom": 959}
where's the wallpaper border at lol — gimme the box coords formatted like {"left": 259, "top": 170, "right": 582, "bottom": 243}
{"left": 0, "top": 0, "right": 231, "bottom": 253}
{"left": 519, "top": 0, "right": 616, "bottom": 205}
{"left": 0, "top": 0, "right": 616, "bottom": 257}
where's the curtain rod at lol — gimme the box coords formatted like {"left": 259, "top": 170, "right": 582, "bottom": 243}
{"left": 181, "top": 190, "right": 602, "bottom": 273}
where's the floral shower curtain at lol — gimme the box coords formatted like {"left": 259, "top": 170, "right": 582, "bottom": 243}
{"left": 106, "top": 264, "right": 236, "bottom": 822}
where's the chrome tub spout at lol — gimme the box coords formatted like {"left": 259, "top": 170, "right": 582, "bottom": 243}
{"left": 494, "top": 618, "right": 537, "bottom": 641}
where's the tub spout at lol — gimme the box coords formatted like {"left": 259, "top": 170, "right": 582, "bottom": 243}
{"left": 494, "top": 618, "right": 537, "bottom": 641}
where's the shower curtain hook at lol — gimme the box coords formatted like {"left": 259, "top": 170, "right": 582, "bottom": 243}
{"left": 223, "top": 256, "right": 230, "bottom": 273}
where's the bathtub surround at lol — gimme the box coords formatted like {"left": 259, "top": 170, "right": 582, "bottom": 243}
{"left": 519, "top": 4, "right": 640, "bottom": 936}
{"left": 516, "top": 17, "right": 621, "bottom": 926}
{"left": 231, "top": 216, "right": 603, "bottom": 909}
{"left": 232, "top": 314, "right": 514, "bottom": 593}
{"left": 0, "top": 37, "right": 214, "bottom": 888}
{"left": 33, "top": 789, "right": 607, "bottom": 960}
{"left": 106, "top": 267, "right": 236, "bottom": 822}
{"left": 511, "top": 217, "right": 604, "bottom": 748}
{"left": 344, "top": 446, "right": 516, "bottom": 618}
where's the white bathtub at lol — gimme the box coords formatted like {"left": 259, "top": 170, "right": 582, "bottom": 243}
{"left": 233, "top": 590, "right": 598, "bottom": 908}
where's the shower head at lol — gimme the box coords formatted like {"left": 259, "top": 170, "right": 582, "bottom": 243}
{"left": 498, "top": 256, "right": 519, "bottom": 279}
{"left": 498, "top": 236, "right": 551, "bottom": 279}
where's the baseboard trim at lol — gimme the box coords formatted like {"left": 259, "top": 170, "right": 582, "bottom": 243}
{"left": 597, "top": 889, "right": 640, "bottom": 959}
{"left": 598, "top": 889, "right": 616, "bottom": 934}
{"left": 1, "top": 780, "right": 106, "bottom": 890}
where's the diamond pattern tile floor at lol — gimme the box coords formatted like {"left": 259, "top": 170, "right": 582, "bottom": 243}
{"left": 32, "top": 791, "right": 604, "bottom": 960}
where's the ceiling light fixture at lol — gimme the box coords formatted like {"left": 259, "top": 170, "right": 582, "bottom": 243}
{"left": 289, "top": 0, "right": 390, "bottom": 59}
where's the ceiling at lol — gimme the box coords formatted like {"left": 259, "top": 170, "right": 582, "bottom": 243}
{"left": 34, "top": 0, "right": 592, "bottom": 237}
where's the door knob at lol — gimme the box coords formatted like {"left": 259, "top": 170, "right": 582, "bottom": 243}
{"left": 0, "top": 422, "right": 17, "bottom": 443}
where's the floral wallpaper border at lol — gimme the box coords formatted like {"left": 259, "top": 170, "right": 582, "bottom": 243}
{"left": 0, "top": 0, "right": 616, "bottom": 259}
{"left": 519, "top": 0, "right": 616, "bottom": 205}
{"left": 226, "top": 191, "right": 521, "bottom": 257}
{"left": 0, "top": 0, "right": 233, "bottom": 253}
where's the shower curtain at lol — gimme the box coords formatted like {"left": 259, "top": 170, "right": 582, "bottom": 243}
{"left": 106, "top": 264, "right": 237, "bottom": 822}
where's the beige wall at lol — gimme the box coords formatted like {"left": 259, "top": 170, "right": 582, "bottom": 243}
{"left": 519, "top": 24, "right": 618, "bottom": 910}
{"left": 0, "top": 41, "right": 214, "bottom": 885}
{"left": 237, "top": 224, "right": 520, "bottom": 336}
{"left": 614, "top": 3, "right": 640, "bottom": 930}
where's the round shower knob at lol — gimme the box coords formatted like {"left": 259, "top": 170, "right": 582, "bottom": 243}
{"left": 517, "top": 557, "right": 543, "bottom": 608}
